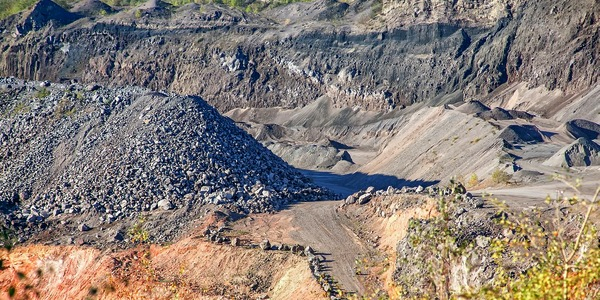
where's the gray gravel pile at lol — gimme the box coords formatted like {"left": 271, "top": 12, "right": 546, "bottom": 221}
{"left": 0, "top": 78, "right": 332, "bottom": 242}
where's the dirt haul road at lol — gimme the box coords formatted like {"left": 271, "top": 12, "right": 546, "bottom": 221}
{"left": 233, "top": 200, "right": 367, "bottom": 294}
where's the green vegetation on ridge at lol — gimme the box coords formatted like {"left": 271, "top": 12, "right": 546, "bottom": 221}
{"left": 0, "top": 0, "right": 37, "bottom": 20}
{"left": 0, "top": 0, "right": 311, "bottom": 21}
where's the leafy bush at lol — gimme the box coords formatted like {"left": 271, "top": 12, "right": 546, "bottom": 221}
{"left": 491, "top": 168, "right": 511, "bottom": 184}
{"left": 467, "top": 173, "right": 479, "bottom": 188}
{"left": 396, "top": 176, "right": 600, "bottom": 300}
{"left": 476, "top": 181, "right": 600, "bottom": 299}
{"left": 128, "top": 217, "right": 150, "bottom": 243}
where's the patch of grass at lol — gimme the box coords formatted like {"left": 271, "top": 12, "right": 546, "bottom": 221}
{"left": 75, "top": 92, "right": 84, "bottom": 100}
{"left": 221, "top": 229, "right": 249, "bottom": 238}
{"left": 134, "top": 8, "right": 142, "bottom": 18}
{"left": 104, "top": 0, "right": 146, "bottom": 6}
{"left": 0, "top": 0, "right": 37, "bottom": 20}
{"left": 35, "top": 88, "right": 50, "bottom": 99}
{"left": 370, "top": 0, "right": 382, "bottom": 18}
{"left": 8, "top": 102, "right": 30, "bottom": 117}
{"left": 54, "top": 97, "right": 77, "bottom": 119}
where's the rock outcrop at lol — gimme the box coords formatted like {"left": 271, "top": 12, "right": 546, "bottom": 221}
{"left": 564, "top": 119, "right": 600, "bottom": 140}
{"left": 0, "top": 0, "right": 597, "bottom": 112}
{"left": 543, "top": 137, "right": 600, "bottom": 167}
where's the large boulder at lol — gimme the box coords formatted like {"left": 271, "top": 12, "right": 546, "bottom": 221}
{"left": 543, "top": 137, "right": 600, "bottom": 168}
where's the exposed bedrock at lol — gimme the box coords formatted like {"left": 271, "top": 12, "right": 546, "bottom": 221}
{"left": 0, "top": 0, "right": 597, "bottom": 112}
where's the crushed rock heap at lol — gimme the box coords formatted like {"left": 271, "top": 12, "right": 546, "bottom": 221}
{"left": 0, "top": 78, "right": 332, "bottom": 242}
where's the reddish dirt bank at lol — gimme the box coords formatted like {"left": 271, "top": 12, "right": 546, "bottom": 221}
{"left": 0, "top": 237, "right": 325, "bottom": 300}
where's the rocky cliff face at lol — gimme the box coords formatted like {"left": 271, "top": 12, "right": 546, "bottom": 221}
{"left": 0, "top": 0, "right": 597, "bottom": 112}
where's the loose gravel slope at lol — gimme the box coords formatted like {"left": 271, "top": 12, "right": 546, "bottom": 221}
{"left": 0, "top": 78, "right": 332, "bottom": 244}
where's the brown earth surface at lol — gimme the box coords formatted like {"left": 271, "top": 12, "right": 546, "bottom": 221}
{"left": 0, "top": 233, "right": 326, "bottom": 300}
{"left": 232, "top": 200, "right": 367, "bottom": 295}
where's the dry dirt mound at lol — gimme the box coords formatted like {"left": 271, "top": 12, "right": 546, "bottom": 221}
{"left": 0, "top": 78, "right": 332, "bottom": 244}
{"left": 543, "top": 137, "right": 600, "bottom": 167}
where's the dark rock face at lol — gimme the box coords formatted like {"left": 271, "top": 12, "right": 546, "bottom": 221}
{"left": 0, "top": 78, "right": 332, "bottom": 244}
{"left": 544, "top": 137, "right": 600, "bottom": 167}
{"left": 476, "top": 107, "right": 514, "bottom": 120}
{"left": 565, "top": 119, "right": 600, "bottom": 140}
{"left": 498, "top": 124, "right": 544, "bottom": 144}
{"left": 0, "top": 0, "right": 597, "bottom": 112}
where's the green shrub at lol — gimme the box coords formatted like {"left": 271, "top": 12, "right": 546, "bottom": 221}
{"left": 475, "top": 182, "right": 600, "bottom": 299}
{"left": 128, "top": 217, "right": 150, "bottom": 243}
{"left": 467, "top": 173, "right": 479, "bottom": 188}
{"left": 9, "top": 102, "right": 30, "bottom": 117}
{"left": 491, "top": 168, "right": 511, "bottom": 184}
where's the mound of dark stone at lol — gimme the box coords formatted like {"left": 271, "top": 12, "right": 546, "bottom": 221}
{"left": 564, "top": 119, "right": 600, "bottom": 140}
{"left": 476, "top": 107, "right": 513, "bottom": 120}
{"left": 476, "top": 107, "right": 534, "bottom": 121}
{"left": 70, "top": 0, "right": 116, "bottom": 17}
{"left": 15, "top": 0, "right": 80, "bottom": 35}
{"left": 0, "top": 78, "right": 332, "bottom": 244}
{"left": 456, "top": 100, "right": 490, "bottom": 114}
{"left": 498, "top": 124, "right": 544, "bottom": 144}
{"left": 507, "top": 109, "right": 534, "bottom": 120}
{"left": 254, "top": 123, "right": 288, "bottom": 141}
{"left": 543, "top": 137, "right": 600, "bottom": 168}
